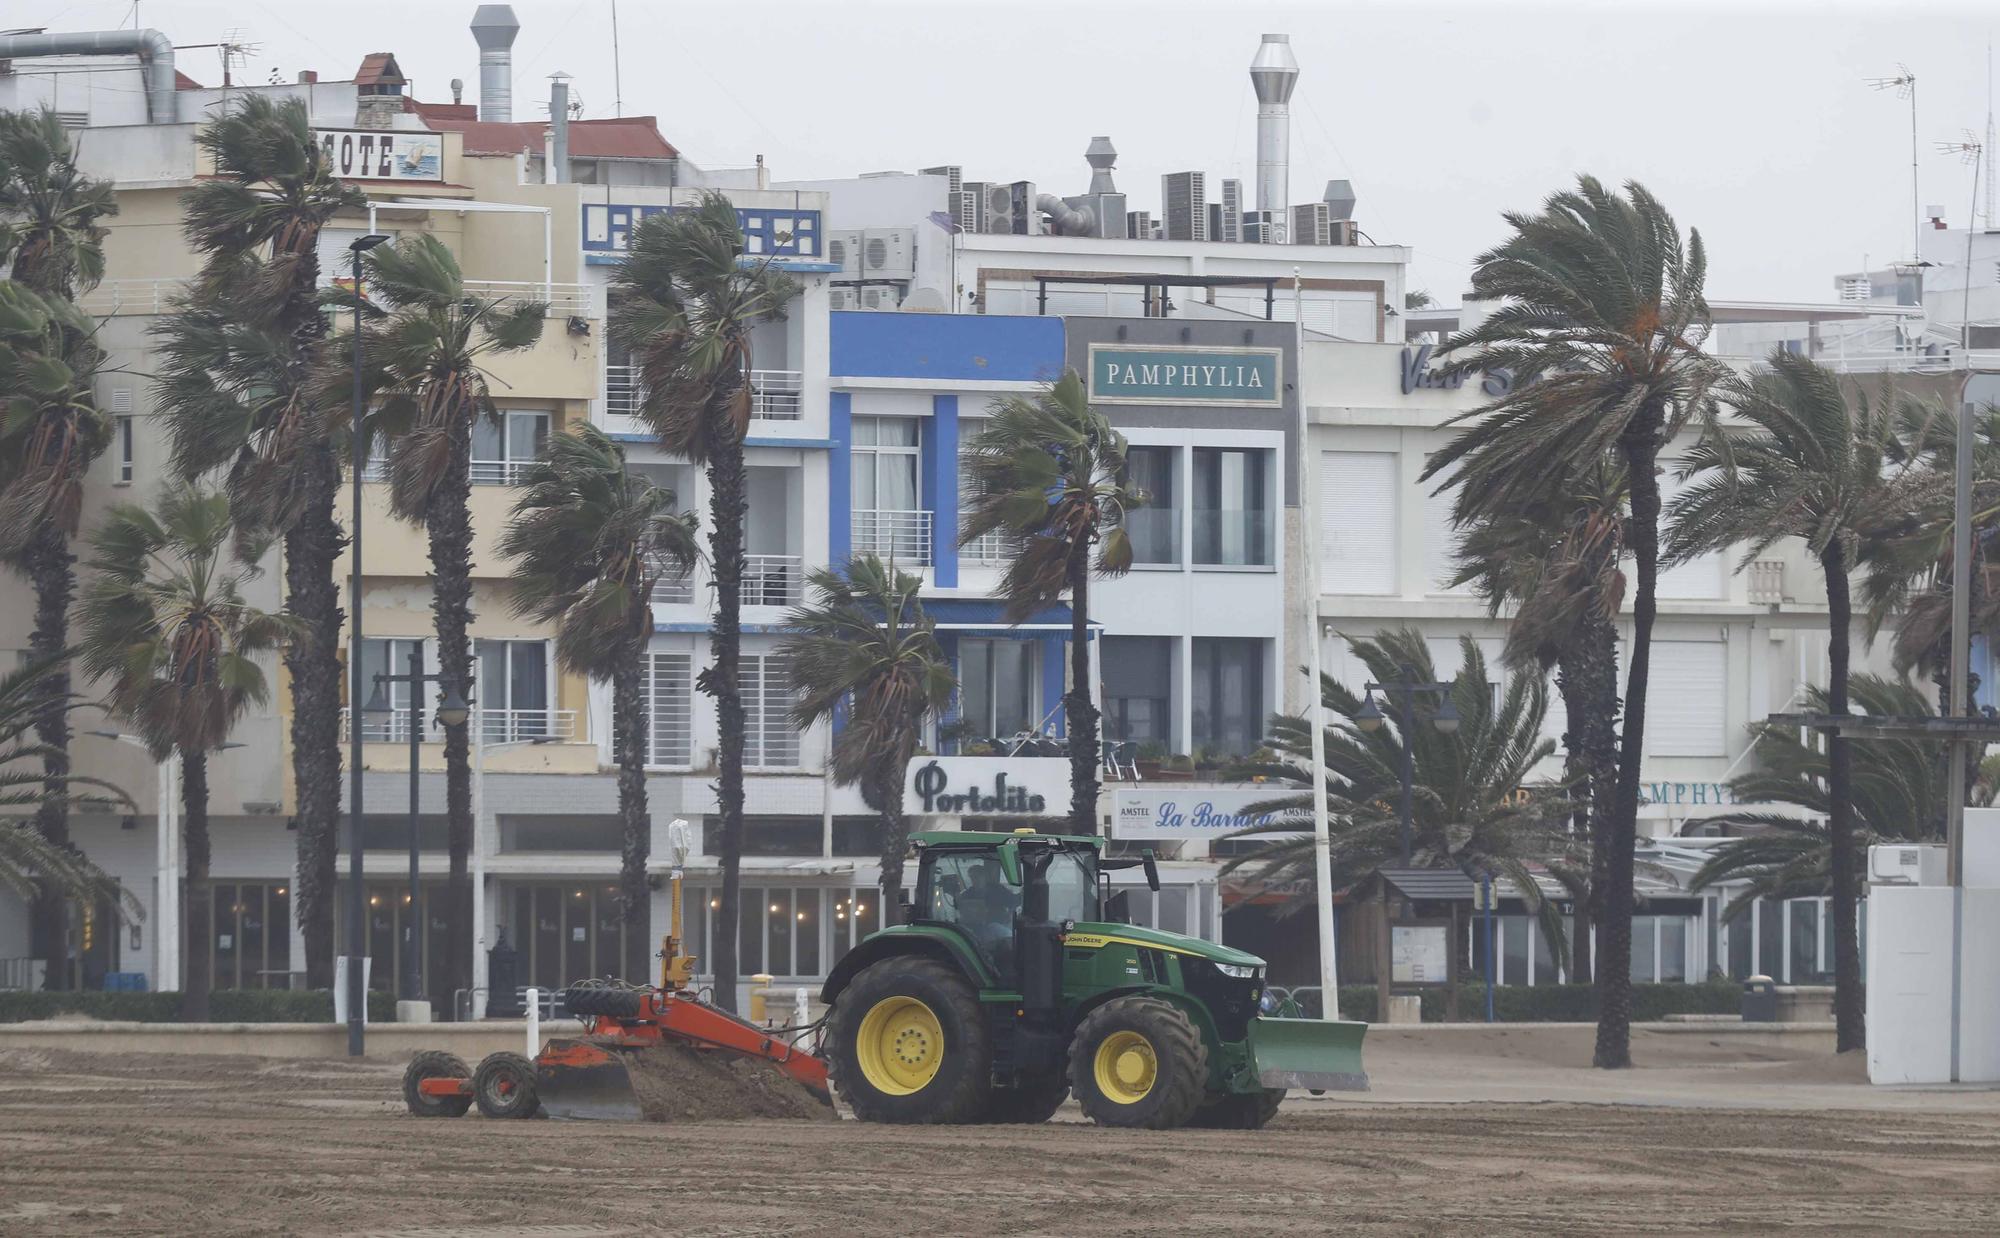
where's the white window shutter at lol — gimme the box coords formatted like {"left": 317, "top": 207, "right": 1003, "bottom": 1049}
{"left": 1645, "top": 640, "right": 1726, "bottom": 756}
{"left": 1320, "top": 452, "right": 1397, "bottom": 595}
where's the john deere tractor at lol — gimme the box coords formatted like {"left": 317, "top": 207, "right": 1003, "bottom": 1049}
{"left": 821, "top": 828, "right": 1366, "bottom": 1129}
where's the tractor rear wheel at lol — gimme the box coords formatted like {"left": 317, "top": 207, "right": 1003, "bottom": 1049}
{"left": 981, "top": 1075, "right": 1069, "bottom": 1124}
{"left": 1189, "top": 1088, "right": 1283, "bottom": 1130}
{"left": 402, "top": 1050, "right": 473, "bottom": 1118}
{"left": 827, "top": 956, "right": 991, "bottom": 1124}
{"left": 473, "top": 1051, "right": 542, "bottom": 1119}
{"left": 1067, "top": 997, "right": 1207, "bottom": 1129}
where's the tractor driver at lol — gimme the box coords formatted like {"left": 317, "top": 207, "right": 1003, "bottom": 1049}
{"left": 955, "top": 861, "right": 1018, "bottom": 964}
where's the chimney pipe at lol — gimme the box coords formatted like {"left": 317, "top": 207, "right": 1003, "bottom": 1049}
{"left": 470, "top": 4, "right": 520, "bottom": 122}
{"left": 1249, "top": 34, "right": 1299, "bottom": 245}
{"left": 548, "top": 72, "right": 571, "bottom": 185}
{"left": 450, "top": 77, "right": 464, "bottom": 105}
{"left": 1085, "top": 136, "right": 1118, "bottom": 194}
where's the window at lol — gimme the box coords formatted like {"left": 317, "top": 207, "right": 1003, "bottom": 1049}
{"left": 115, "top": 417, "right": 135, "bottom": 483}
{"left": 743, "top": 653, "right": 800, "bottom": 768}
{"left": 505, "top": 883, "right": 650, "bottom": 992}
{"left": 924, "top": 850, "right": 1020, "bottom": 971}
{"left": 640, "top": 650, "right": 693, "bottom": 767}
{"left": 355, "top": 638, "right": 426, "bottom": 740}
{"left": 471, "top": 410, "right": 550, "bottom": 485}
{"left": 1646, "top": 640, "right": 1726, "bottom": 756}
{"left": 200, "top": 881, "right": 292, "bottom": 990}
{"left": 1320, "top": 451, "right": 1396, "bottom": 594}
{"left": 1192, "top": 448, "right": 1271, "bottom": 566}
{"left": 851, "top": 416, "right": 928, "bottom": 562}
{"left": 1191, "top": 637, "right": 1265, "bottom": 757}
{"left": 960, "top": 444, "right": 1011, "bottom": 565}
{"left": 1103, "top": 636, "right": 1173, "bottom": 747}
{"left": 959, "top": 638, "right": 1037, "bottom": 740}
{"left": 477, "top": 639, "right": 551, "bottom": 742}
{"left": 1121, "top": 446, "right": 1179, "bottom": 565}
{"left": 688, "top": 885, "right": 838, "bottom": 980}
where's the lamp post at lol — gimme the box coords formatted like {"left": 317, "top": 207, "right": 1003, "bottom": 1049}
{"left": 363, "top": 645, "right": 469, "bottom": 1007}
{"left": 345, "top": 232, "right": 390, "bottom": 1056}
{"left": 1352, "top": 664, "right": 1460, "bottom": 866}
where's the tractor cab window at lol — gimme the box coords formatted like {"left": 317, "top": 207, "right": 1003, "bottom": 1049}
{"left": 923, "top": 851, "right": 1019, "bottom": 969}
{"left": 1044, "top": 849, "right": 1097, "bottom": 924}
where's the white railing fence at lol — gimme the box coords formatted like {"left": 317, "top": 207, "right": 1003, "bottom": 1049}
{"left": 340, "top": 707, "right": 577, "bottom": 744}
{"left": 744, "top": 554, "right": 805, "bottom": 606}
{"left": 851, "top": 510, "right": 933, "bottom": 566}
{"left": 604, "top": 365, "right": 803, "bottom": 421}
{"left": 1748, "top": 559, "right": 1786, "bottom": 605}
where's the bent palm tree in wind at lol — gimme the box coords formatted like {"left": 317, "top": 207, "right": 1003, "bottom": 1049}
{"left": 0, "top": 656, "right": 135, "bottom": 916}
{"left": 500, "top": 425, "right": 699, "bottom": 965}
{"left": 779, "top": 555, "right": 955, "bottom": 926}
{"left": 76, "top": 488, "right": 294, "bottom": 1019}
{"left": 328, "top": 234, "right": 545, "bottom": 1005}
{"left": 610, "top": 191, "right": 798, "bottom": 1011}
{"left": 162, "top": 95, "right": 364, "bottom": 987}
{"left": 960, "top": 370, "right": 1139, "bottom": 834}
{"left": 1421, "top": 176, "right": 1729, "bottom": 1068}
{"left": 1668, "top": 353, "right": 1945, "bottom": 1052}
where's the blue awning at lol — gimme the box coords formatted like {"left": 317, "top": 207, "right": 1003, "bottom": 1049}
{"left": 922, "top": 597, "right": 1093, "bottom": 632}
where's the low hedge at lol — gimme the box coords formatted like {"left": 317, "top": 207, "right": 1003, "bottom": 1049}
{"left": 1292, "top": 978, "right": 1742, "bottom": 1024}
{"left": 0, "top": 988, "right": 398, "bottom": 1024}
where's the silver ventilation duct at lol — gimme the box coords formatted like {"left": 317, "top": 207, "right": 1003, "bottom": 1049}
{"left": 1249, "top": 33, "right": 1299, "bottom": 245}
{"left": 0, "top": 28, "right": 177, "bottom": 123}
{"left": 471, "top": 4, "right": 520, "bottom": 122}
{"left": 1085, "top": 136, "right": 1118, "bottom": 194}
{"left": 1038, "top": 193, "right": 1093, "bottom": 236}
{"left": 1323, "top": 179, "right": 1356, "bottom": 221}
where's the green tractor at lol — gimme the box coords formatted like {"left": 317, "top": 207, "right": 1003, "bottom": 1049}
{"left": 820, "top": 828, "right": 1367, "bottom": 1129}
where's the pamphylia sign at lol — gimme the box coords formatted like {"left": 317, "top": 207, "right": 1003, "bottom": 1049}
{"left": 1399, "top": 343, "right": 1513, "bottom": 397}
{"left": 1087, "top": 344, "right": 1283, "bottom": 406}
{"left": 905, "top": 757, "right": 1069, "bottom": 817}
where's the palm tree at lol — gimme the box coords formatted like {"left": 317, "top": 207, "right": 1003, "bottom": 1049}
{"left": 1692, "top": 676, "right": 1948, "bottom": 912}
{"left": 1447, "top": 464, "right": 1626, "bottom": 983}
{"left": 0, "top": 275, "right": 112, "bottom": 990}
{"left": 0, "top": 108, "right": 118, "bottom": 295}
{"left": 499, "top": 424, "right": 699, "bottom": 960}
{"left": 779, "top": 555, "right": 955, "bottom": 926}
{"left": 162, "top": 95, "right": 363, "bottom": 988}
{"left": 1420, "top": 176, "right": 1729, "bottom": 1068}
{"left": 609, "top": 192, "right": 797, "bottom": 1011}
{"left": 1668, "top": 353, "right": 1944, "bottom": 1053}
{"left": 0, "top": 656, "right": 135, "bottom": 914}
{"left": 328, "top": 234, "right": 545, "bottom": 1005}
{"left": 1226, "top": 629, "right": 1574, "bottom": 967}
{"left": 959, "top": 369, "right": 1139, "bottom": 833}
{"left": 75, "top": 487, "right": 293, "bottom": 1020}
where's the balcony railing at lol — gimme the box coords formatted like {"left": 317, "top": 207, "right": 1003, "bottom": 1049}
{"left": 358, "top": 458, "right": 533, "bottom": 486}
{"left": 744, "top": 554, "right": 804, "bottom": 606}
{"left": 962, "top": 526, "right": 1012, "bottom": 566}
{"left": 1192, "top": 509, "right": 1273, "bottom": 568}
{"left": 852, "top": 510, "right": 932, "bottom": 566}
{"left": 604, "top": 365, "right": 803, "bottom": 421}
{"left": 77, "top": 277, "right": 601, "bottom": 318}
{"left": 1748, "top": 559, "right": 1786, "bottom": 605}
{"left": 340, "top": 707, "right": 577, "bottom": 744}
{"left": 650, "top": 552, "right": 697, "bottom": 605}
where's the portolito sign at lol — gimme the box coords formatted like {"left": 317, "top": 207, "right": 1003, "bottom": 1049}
{"left": 1087, "top": 344, "right": 1283, "bottom": 407}
{"left": 1111, "top": 786, "right": 1302, "bottom": 841}
{"left": 315, "top": 128, "right": 442, "bottom": 182}
{"left": 904, "top": 757, "right": 1070, "bottom": 817}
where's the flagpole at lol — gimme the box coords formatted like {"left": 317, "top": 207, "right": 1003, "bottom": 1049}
{"left": 1293, "top": 267, "right": 1341, "bottom": 1018}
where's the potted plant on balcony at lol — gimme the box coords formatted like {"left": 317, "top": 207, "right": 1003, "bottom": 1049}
{"left": 1134, "top": 741, "right": 1169, "bottom": 780}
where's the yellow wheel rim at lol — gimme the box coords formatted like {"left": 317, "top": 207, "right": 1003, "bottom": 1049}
{"left": 1093, "top": 1030, "right": 1157, "bottom": 1105}
{"left": 855, "top": 995, "right": 945, "bottom": 1095}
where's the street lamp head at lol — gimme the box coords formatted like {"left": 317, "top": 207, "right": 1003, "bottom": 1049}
{"left": 350, "top": 233, "right": 391, "bottom": 252}
{"left": 1354, "top": 691, "right": 1385, "bottom": 733}
{"left": 1432, "top": 692, "right": 1461, "bottom": 735}
{"left": 436, "top": 686, "right": 471, "bottom": 729}
{"left": 362, "top": 677, "right": 391, "bottom": 714}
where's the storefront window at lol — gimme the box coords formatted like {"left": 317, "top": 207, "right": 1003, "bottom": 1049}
{"left": 1758, "top": 898, "right": 1784, "bottom": 978}
{"left": 1501, "top": 914, "right": 1529, "bottom": 985}
{"left": 1103, "top": 635, "right": 1173, "bottom": 747}
{"left": 1632, "top": 916, "right": 1657, "bottom": 984}
{"left": 1789, "top": 898, "right": 1821, "bottom": 982}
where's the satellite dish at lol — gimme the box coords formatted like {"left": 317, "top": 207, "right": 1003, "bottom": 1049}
{"left": 899, "top": 287, "right": 948, "bottom": 312}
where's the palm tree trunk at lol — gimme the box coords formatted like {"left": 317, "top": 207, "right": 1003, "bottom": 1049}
{"left": 428, "top": 421, "right": 476, "bottom": 1013}
{"left": 1598, "top": 428, "right": 1663, "bottom": 1070}
{"left": 612, "top": 632, "right": 650, "bottom": 973}
{"left": 876, "top": 759, "right": 912, "bottom": 927}
{"left": 287, "top": 444, "right": 347, "bottom": 990}
{"left": 1565, "top": 614, "right": 1623, "bottom": 987}
{"left": 1556, "top": 651, "right": 1594, "bottom": 985}
{"left": 1066, "top": 545, "right": 1100, "bottom": 835}
{"left": 706, "top": 438, "right": 748, "bottom": 1012}
{"left": 25, "top": 523, "right": 75, "bottom": 991}
{"left": 1822, "top": 545, "right": 1864, "bottom": 1052}
{"left": 181, "top": 748, "right": 212, "bottom": 1022}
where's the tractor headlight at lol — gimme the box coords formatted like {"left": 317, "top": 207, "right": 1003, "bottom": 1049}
{"left": 1216, "top": 963, "right": 1259, "bottom": 980}
{"left": 1257, "top": 989, "right": 1280, "bottom": 1015}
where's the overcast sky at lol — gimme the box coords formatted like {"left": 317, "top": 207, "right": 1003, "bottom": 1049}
{"left": 37, "top": 0, "right": 2000, "bottom": 303}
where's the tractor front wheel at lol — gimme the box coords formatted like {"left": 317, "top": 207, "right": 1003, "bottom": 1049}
{"left": 474, "top": 1051, "right": 542, "bottom": 1119}
{"left": 1068, "top": 997, "right": 1208, "bottom": 1129}
{"left": 402, "top": 1050, "right": 473, "bottom": 1118}
{"left": 827, "top": 956, "right": 991, "bottom": 1124}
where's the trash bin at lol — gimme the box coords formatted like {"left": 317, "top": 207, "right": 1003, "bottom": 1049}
{"left": 1741, "top": 974, "right": 1777, "bottom": 1022}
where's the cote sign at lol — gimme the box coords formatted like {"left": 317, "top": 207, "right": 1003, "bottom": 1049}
{"left": 315, "top": 128, "right": 442, "bottom": 182}
{"left": 1087, "top": 344, "right": 1283, "bottom": 406}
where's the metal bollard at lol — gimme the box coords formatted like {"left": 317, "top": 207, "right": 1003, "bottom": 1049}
{"left": 749, "top": 973, "right": 775, "bottom": 1024}
{"left": 525, "top": 986, "right": 540, "bottom": 1056}
{"left": 794, "top": 987, "right": 811, "bottom": 1027}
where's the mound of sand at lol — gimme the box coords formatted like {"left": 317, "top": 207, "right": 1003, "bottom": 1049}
{"left": 612, "top": 1044, "right": 834, "bottom": 1122}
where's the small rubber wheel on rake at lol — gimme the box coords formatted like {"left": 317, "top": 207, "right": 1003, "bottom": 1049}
{"left": 474, "top": 1052, "right": 542, "bottom": 1119}
{"left": 403, "top": 1050, "right": 473, "bottom": 1117}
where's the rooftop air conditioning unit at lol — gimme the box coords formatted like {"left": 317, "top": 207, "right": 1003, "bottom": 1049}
{"left": 1008, "top": 181, "right": 1042, "bottom": 235}
{"left": 1868, "top": 843, "right": 1944, "bottom": 886}
{"left": 825, "top": 230, "right": 863, "bottom": 278}
{"left": 985, "top": 183, "right": 1017, "bottom": 234}
{"left": 829, "top": 287, "right": 859, "bottom": 311}
{"left": 860, "top": 286, "right": 903, "bottom": 311}
{"left": 861, "top": 229, "right": 915, "bottom": 279}
{"left": 958, "top": 182, "right": 990, "bottom": 233}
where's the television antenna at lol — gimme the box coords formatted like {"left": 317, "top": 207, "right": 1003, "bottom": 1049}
{"left": 1870, "top": 65, "right": 1921, "bottom": 263}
